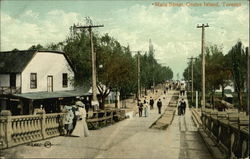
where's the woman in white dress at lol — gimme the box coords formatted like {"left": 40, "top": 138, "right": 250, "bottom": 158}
{"left": 72, "top": 101, "right": 90, "bottom": 137}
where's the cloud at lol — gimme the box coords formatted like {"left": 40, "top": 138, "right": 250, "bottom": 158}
{"left": 24, "top": 10, "right": 39, "bottom": 19}
{"left": 100, "top": 4, "right": 249, "bottom": 78}
{"left": 1, "top": 10, "right": 81, "bottom": 51}
{"left": 1, "top": 3, "right": 249, "bottom": 79}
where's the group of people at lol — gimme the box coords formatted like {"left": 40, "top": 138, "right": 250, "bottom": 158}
{"left": 138, "top": 97, "right": 163, "bottom": 117}
{"left": 64, "top": 101, "right": 89, "bottom": 137}
{"left": 178, "top": 98, "right": 187, "bottom": 116}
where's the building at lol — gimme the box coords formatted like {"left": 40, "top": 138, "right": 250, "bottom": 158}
{"left": 0, "top": 50, "right": 90, "bottom": 115}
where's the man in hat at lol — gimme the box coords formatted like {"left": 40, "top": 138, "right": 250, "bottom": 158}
{"left": 157, "top": 98, "right": 162, "bottom": 114}
{"left": 138, "top": 99, "right": 143, "bottom": 117}
{"left": 149, "top": 97, "right": 154, "bottom": 110}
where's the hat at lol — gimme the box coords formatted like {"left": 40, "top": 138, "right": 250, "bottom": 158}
{"left": 75, "top": 101, "right": 85, "bottom": 107}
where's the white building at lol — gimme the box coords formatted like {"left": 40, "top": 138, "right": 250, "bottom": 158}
{"left": 0, "top": 50, "right": 89, "bottom": 115}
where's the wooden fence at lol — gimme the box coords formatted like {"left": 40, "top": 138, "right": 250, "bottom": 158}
{"left": 200, "top": 108, "right": 249, "bottom": 159}
{"left": 0, "top": 111, "right": 66, "bottom": 149}
{"left": 86, "top": 109, "right": 126, "bottom": 129}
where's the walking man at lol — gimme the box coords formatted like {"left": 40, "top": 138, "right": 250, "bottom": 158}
{"left": 157, "top": 99, "right": 162, "bottom": 114}
{"left": 149, "top": 97, "right": 154, "bottom": 110}
{"left": 181, "top": 98, "right": 187, "bottom": 115}
{"left": 138, "top": 99, "right": 143, "bottom": 117}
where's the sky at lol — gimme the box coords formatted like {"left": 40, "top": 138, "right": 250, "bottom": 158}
{"left": 1, "top": 0, "right": 249, "bottom": 79}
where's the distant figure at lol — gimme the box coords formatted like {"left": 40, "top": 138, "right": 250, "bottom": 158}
{"left": 157, "top": 99, "right": 162, "bottom": 114}
{"left": 164, "top": 90, "right": 166, "bottom": 95}
{"left": 144, "top": 102, "right": 149, "bottom": 117}
{"left": 149, "top": 97, "right": 154, "bottom": 110}
{"left": 138, "top": 99, "right": 143, "bottom": 117}
{"left": 178, "top": 98, "right": 186, "bottom": 115}
{"left": 180, "top": 84, "right": 185, "bottom": 96}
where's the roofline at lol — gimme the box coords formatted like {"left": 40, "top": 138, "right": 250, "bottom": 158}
{"left": 0, "top": 50, "right": 37, "bottom": 54}
{"left": 1, "top": 50, "right": 65, "bottom": 55}
{"left": 0, "top": 50, "right": 76, "bottom": 74}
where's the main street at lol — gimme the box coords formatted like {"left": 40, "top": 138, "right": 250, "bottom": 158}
{"left": 1, "top": 90, "right": 212, "bottom": 159}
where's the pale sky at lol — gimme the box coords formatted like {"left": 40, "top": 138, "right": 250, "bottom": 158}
{"left": 1, "top": 0, "right": 249, "bottom": 79}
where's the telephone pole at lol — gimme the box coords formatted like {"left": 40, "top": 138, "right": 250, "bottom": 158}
{"left": 197, "top": 23, "right": 209, "bottom": 110}
{"left": 188, "top": 56, "right": 197, "bottom": 103}
{"left": 247, "top": 47, "right": 249, "bottom": 115}
{"left": 74, "top": 18, "right": 104, "bottom": 109}
{"left": 137, "top": 51, "right": 141, "bottom": 99}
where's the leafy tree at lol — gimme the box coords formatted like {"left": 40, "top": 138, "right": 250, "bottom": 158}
{"left": 226, "top": 41, "right": 247, "bottom": 111}
{"left": 28, "top": 44, "right": 45, "bottom": 50}
{"left": 27, "top": 25, "right": 173, "bottom": 110}
{"left": 205, "top": 44, "right": 231, "bottom": 106}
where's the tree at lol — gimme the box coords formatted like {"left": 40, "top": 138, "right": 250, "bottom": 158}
{"left": 205, "top": 44, "right": 231, "bottom": 106}
{"left": 28, "top": 44, "right": 45, "bottom": 50}
{"left": 27, "top": 25, "right": 173, "bottom": 110}
{"left": 226, "top": 41, "right": 247, "bottom": 111}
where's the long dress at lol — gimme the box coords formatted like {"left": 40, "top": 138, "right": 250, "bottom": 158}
{"left": 72, "top": 107, "right": 90, "bottom": 137}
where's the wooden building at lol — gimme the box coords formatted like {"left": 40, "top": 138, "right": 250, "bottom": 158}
{"left": 0, "top": 50, "right": 90, "bottom": 115}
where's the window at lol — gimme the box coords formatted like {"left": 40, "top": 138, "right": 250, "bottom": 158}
{"left": 62, "top": 73, "right": 68, "bottom": 88}
{"left": 30, "top": 73, "right": 37, "bottom": 89}
{"left": 10, "top": 73, "right": 16, "bottom": 87}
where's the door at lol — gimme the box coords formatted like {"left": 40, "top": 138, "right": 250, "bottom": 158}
{"left": 47, "top": 76, "right": 53, "bottom": 92}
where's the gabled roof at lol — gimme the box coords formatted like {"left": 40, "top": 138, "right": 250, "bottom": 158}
{"left": 0, "top": 50, "right": 76, "bottom": 73}
{"left": 0, "top": 50, "right": 36, "bottom": 73}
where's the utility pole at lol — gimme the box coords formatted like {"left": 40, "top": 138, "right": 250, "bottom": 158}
{"left": 247, "top": 47, "right": 249, "bottom": 115}
{"left": 188, "top": 56, "right": 197, "bottom": 103}
{"left": 197, "top": 23, "right": 209, "bottom": 110}
{"left": 74, "top": 18, "right": 104, "bottom": 110}
{"left": 187, "top": 63, "right": 190, "bottom": 91}
{"left": 137, "top": 51, "right": 141, "bottom": 99}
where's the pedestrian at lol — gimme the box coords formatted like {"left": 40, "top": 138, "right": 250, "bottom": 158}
{"left": 64, "top": 105, "right": 74, "bottom": 136}
{"left": 144, "top": 102, "right": 149, "bottom": 117}
{"left": 72, "top": 101, "right": 90, "bottom": 137}
{"left": 69, "top": 105, "right": 78, "bottom": 135}
{"left": 157, "top": 99, "right": 162, "bottom": 114}
{"left": 149, "top": 97, "right": 154, "bottom": 110}
{"left": 138, "top": 99, "right": 143, "bottom": 117}
{"left": 180, "top": 98, "right": 186, "bottom": 115}
{"left": 180, "top": 84, "right": 185, "bottom": 96}
{"left": 178, "top": 101, "right": 182, "bottom": 116}
{"left": 164, "top": 90, "right": 166, "bottom": 95}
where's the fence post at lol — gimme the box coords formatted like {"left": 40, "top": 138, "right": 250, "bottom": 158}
{"left": 40, "top": 111, "right": 46, "bottom": 139}
{"left": 3, "top": 111, "right": 13, "bottom": 148}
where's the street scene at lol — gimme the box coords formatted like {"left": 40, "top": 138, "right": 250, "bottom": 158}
{"left": 0, "top": 0, "right": 249, "bottom": 159}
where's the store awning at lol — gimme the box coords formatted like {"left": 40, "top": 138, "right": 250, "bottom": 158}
{"left": 13, "top": 90, "right": 91, "bottom": 100}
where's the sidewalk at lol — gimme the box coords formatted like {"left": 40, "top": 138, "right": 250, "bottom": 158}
{"left": 96, "top": 95, "right": 212, "bottom": 159}
{"left": 1, "top": 90, "right": 212, "bottom": 159}
{"left": 1, "top": 90, "right": 173, "bottom": 159}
